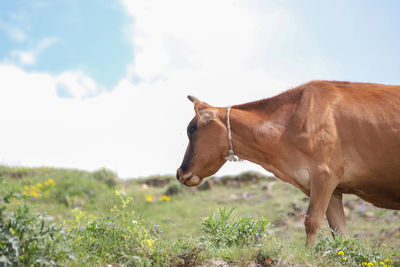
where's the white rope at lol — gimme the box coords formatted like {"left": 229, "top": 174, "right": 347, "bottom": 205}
{"left": 225, "top": 106, "right": 241, "bottom": 162}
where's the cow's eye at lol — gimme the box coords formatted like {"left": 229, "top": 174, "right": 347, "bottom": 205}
{"left": 189, "top": 126, "right": 196, "bottom": 135}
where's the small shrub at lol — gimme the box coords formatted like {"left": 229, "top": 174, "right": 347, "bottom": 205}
{"left": 201, "top": 208, "right": 272, "bottom": 247}
{"left": 0, "top": 204, "right": 72, "bottom": 266}
{"left": 164, "top": 183, "right": 182, "bottom": 196}
{"left": 314, "top": 233, "right": 397, "bottom": 266}
{"left": 170, "top": 237, "right": 208, "bottom": 266}
{"left": 90, "top": 168, "right": 118, "bottom": 186}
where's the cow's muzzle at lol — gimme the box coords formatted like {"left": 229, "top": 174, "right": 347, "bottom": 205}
{"left": 176, "top": 168, "right": 200, "bottom": 186}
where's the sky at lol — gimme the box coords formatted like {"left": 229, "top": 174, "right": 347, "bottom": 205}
{"left": 0, "top": 0, "right": 399, "bottom": 178}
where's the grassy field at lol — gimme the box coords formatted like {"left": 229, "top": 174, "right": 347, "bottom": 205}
{"left": 0, "top": 166, "right": 399, "bottom": 266}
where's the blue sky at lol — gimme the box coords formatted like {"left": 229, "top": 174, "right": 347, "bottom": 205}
{"left": 0, "top": 0, "right": 132, "bottom": 91}
{"left": 245, "top": 0, "right": 400, "bottom": 84}
{"left": 0, "top": 0, "right": 399, "bottom": 177}
{"left": 291, "top": 0, "right": 400, "bottom": 84}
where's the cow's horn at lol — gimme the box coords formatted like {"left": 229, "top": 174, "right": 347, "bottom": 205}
{"left": 187, "top": 95, "right": 200, "bottom": 103}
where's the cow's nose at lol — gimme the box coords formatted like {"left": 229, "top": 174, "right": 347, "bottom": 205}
{"left": 176, "top": 169, "right": 181, "bottom": 181}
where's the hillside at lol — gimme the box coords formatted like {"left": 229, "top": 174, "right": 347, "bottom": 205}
{"left": 0, "top": 166, "right": 398, "bottom": 266}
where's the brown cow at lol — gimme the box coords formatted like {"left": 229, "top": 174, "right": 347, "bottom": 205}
{"left": 176, "top": 80, "right": 400, "bottom": 246}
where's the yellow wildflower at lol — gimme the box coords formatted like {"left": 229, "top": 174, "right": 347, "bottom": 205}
{"left": 36, "top": 182, "right": 43, "bottom": 189}
{"left": 342, "top": 257, "right": 347, "bottom": 261}
{"left": 111, "top": 205, "right": 118, "bottom": 212}
{"left": 337, "top": 251, "right": 344, "bottom": 256}
{"left": 146, "top": 195, "right": 153, "bottom": 202}
{"left": 159, "top": 195, "right": 171, "bottom": 202}
{"left": 362, "top": 263, "right": 367, "bottom": 266}
{"left": 145, "top": 239, "right": 155, "bottom": 249}
{"left": 385, "top": 259, "right": 393, "bottom": 263}
{"left": 368, "top": 263, "right": 374, "bottom": 266}
{"left": 29, "top": 191, "right": 40, "bottom": 198}
{"left": 115, "top": 189, "right": 122, "bottom": 197}
{"left": 44, "top": 179, "right": 56, "bottom": 187}
{"left": 380, "top": 262, "right": 385, "bottom": 265}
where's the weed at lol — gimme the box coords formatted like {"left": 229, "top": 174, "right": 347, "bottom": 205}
{"left": 90, "top": 168, "right": 118, "bottom": 187}
{"left": 0, "top": 200, "right": 72, "bottom": 266}
{"left": 164, "top": 183, "right": 182, "bottom": 196}
{"left": 22, "top": 179, "right": 56, "bottom": 198}
{"left": 201, "top": 207, "right": 272, "bottom": 247}
{"left": 170, "top": 237, "right": 208, "bottom": 266}
{"left": 68, "top": 189, "right": 170, "bottom": 266}
{"left": 315, "top": 233, "right": 397, "bottom": 266}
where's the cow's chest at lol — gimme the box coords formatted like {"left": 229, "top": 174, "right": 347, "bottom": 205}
{"left": 292, "top": 168, "right": 311, "bottom": 191}
{"left": 263, "top": 162, "right": 312, "bottom": 195}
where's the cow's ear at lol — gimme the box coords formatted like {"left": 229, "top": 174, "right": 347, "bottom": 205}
{"left": 197, "top": 105, "right": 217, "bottom": 124}
{"left": 195, "top": 103, "right": 217, "bottom": 124}
{"left": 187, "top": 95, "right": 217, "bottom": 124}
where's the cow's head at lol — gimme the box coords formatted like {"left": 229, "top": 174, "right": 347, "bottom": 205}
{"left": 176, "top": 96, "right": 229, "bottom": 187}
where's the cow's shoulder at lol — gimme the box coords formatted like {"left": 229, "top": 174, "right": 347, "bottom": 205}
{"left": 287, "top": 81, "right": 341, "bottom": 155}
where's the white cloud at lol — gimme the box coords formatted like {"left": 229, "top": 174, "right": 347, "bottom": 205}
{"left": 10, "top": 37, "right": 58, "bottom": 66}
{"left": 123, "top": 0, "right": 260, "bottom": 81}
{"left": 10, "top": 50, "right": 35, "bottom": 65}
{"left": 55, "top": 70, "right": 105, "bottom": 99}
{"left": 0, "top": 1, "right": 333, "bottom": 178}
{"left": 0, "top": 21, "right": 26, "bottom": 42}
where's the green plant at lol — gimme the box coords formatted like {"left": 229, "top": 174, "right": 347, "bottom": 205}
{"left": 164, "top": 183, "right": 182, "bottom": 196}
{"left": 90, "top": 168, "right": 118, "bottom": 186}
{"left": 69, "top": 190, "right": 169, "bottom": 266}
{"left": 201, "top": 207, "right": 272, "bottom": 248}
{"left": 314, "top": 233, "right": 396, "bottom": 266}
{"left": 169, "top": 237, "right": 208, "bottom": 266}
{"left": 0, "top": 204, "right": 72, "bottom": 266}
{"left": 22, "top": 179, "right": 56, "bottom": 198}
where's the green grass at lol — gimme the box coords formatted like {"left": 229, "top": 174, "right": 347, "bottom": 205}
{"left": 0, "top": 166, "right": 399, "bottom": 266}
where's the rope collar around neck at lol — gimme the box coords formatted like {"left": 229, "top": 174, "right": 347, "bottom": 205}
{"left": 225, "top": 106, "right": 241, "bottom": 162}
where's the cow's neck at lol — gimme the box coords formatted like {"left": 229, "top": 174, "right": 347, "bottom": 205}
{"left": 225, "top": 98, "right": 298, "bottom": 183}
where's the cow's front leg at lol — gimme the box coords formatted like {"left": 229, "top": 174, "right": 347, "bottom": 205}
{"left": 326, "top": 193, "right": 348, "bottom": 237}
{"left": 305, "top": 165, "right": 338, "bottom": 247}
